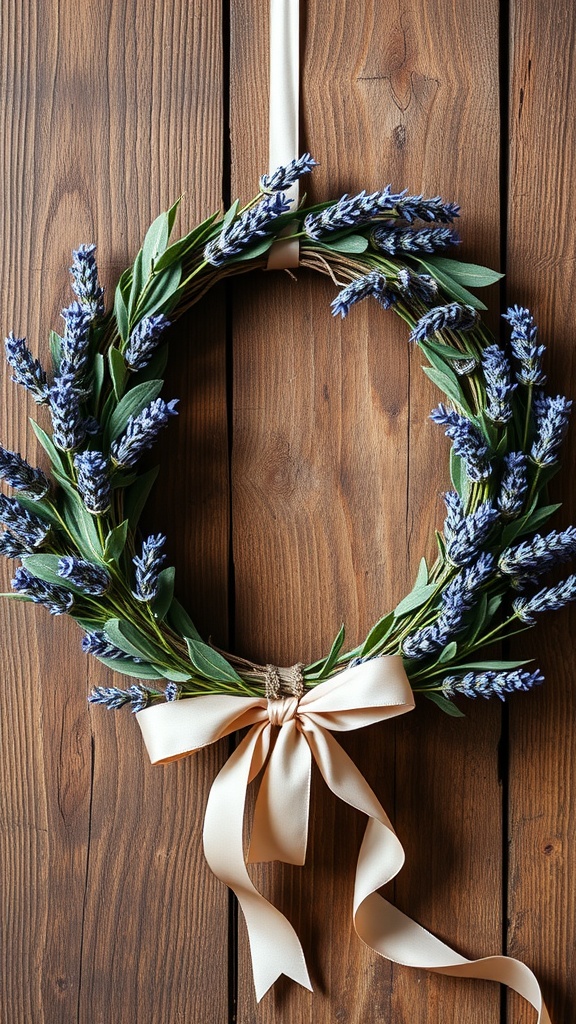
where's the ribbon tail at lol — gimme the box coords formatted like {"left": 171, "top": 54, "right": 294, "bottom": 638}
{"left": 304, "top": 723, "right": 550, "bottom": 1024}
{"left": 249, "top": 720, "right": 311, "bottom": 864}
{"left": 203, "top": 723, "right": 312, "bottom": 1001}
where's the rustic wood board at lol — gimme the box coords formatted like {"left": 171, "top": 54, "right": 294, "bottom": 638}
{"left": 1, "top": 0, "right": 574, "bottom": 1022}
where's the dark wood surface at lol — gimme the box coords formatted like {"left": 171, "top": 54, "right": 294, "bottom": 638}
{"left": 0, "top": 2, "right": 573, "bottom": 1021}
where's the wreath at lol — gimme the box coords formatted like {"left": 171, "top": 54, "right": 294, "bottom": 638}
{"left": 1, "top": 154, "right": 574, "bottom": 715}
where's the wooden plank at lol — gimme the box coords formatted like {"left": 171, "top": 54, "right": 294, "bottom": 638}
{"left": 0, "top": 2, "right": 230, "bottom": 1021}
{"left": 230, "top": 1, "right": 502, "bottom": 1021}
{"left": 507, "top": 4, "right": 576, "bottom": 1020}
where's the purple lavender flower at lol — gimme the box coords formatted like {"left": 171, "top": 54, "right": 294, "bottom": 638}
{"left": 410, "top": 304, "right": 478, "bottom": 343}
{"left": 110, "top": 398, "right": 178, "bottom": 468}
{"left": 443, "top": 493, "right": 499, "bottom": 565}
{"left": 500, "top": 527, "right": 576, "bottom": 582}
{"left": 164, "top": 681, "right": 180, "bottom": 701}
{"left": 502, "top": 306, "right": 546, "bottom": 386}
{"left": 498, "top": 452, "right": 528, "bottom": 518}
{"left": 331, "top": 271, "right": 396, "bottom": 318}
{"left": 304, "top": 186, "right": 407, "bottom": 238}
{"left": 371, "top": 224, "right": 460, "bottom": 255}
{"left": 0, "top": 529, "right": 35, "bottom": 558}
{"left": 11, "top": 565, "right": 74, "bottom": 614}
{"left": 88, "top": 683, "right": 157, "bottom": 712}
{"left": 481, "top": 345, "right": 516, "bottom": 423}
{"left": 402, "top": 553, "right": 494, "bottom": 659}
{"left": 133, "top": 533, "right": 166, "bottom": 602}
{"left": 4, "top": 333, "right": 49, "bottom": 404}
{"left": 514, "top": 574, "right": 576, "bottom": 622}
{"left": 0, "top": 445, "right": 49, "bottom": 499}
{"left": 431, "top": 404, "right": 492, "bottom": 481}
{"left": 70, "top": 244, "right": 105, "bottom": 318}
{"left": 49, "top": 378, "right": 96, "bottom": 452}
{"left": 393, "top": 193, "right": 460, "bottom": 224}
{"left": 440, "top": 668, "right": 544, "bottom": 700}
{"left": 57, "top": 556, "right": 110, "bottom": 595}
{"left": 74, "top": 451, "right": 111, "bottom": 514}
{"left": 58, "top": 301, "right": 92, "bottom": 385}
{"left": 124, "top": 314, "right": 171, "bottom": 371}
{"left": 205, "top": 192, "right": 292, "bottom": 266}
{"left": 396, "top": 269, "right": 439, "bottom": 303}
{"left": 82, "top": 630, "right": 143, "bottom": 663}
{"left": 530, "top": 392, "right": 572, "bottom": 467}
{"left": 260, "top": 153, "right": 317, "bottom": 192}
{"left": 0, "top": 494, "right": 50, "bottom": 547}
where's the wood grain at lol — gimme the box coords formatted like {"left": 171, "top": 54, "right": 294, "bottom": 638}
{"left": 0, "top": 2, "right": 230, "bottom": 1022}
{"left": 508, "top": 2, "right": 576, "bottom": 1020}
{"left": 230, "top": 1, "right": 502, "bottom": 1021}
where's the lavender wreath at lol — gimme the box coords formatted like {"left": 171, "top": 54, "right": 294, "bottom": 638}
{"left": 1, "top": 155, "right": 574, "bottom": 716}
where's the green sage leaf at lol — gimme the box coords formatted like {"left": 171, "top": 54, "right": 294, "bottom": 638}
{"left": 424, "top": 256, "right": 504, "bottom": 288}
{"left": 104, "top": 379, "right": 164, "bottom": 445}
{"left": 394, "top": 582, "right": 439, "bottom": 618}
{"left": 168, "top": 598, "right": 202, "bottom": 642}
{"left": 103, "top": 520, "right": 129, "bottom": 564}
{"left": 109, "top": 346, "right": 128, "bottom": 399}
{"left": 104, "top": 618, "right": 165, "bottom": 662}
{"left": 124, "top": 466, "right": 160, "bottom": 530}
{"left": 95, "top": 656, "right": 165, "bottom": 680}
{"left": 314, "top": 624, "right": 346, "bottom": 679}
{"left": 151, "top": 566, "right": 175, "bottom": 622}
{"left": 424, "top": 691, "right": 466, "bottom": 717}
{"left": 184, "top": 637, "right": 243, "bottom": 684}
{"left": 360, "top": 612, "right": 395, "bottom": 657}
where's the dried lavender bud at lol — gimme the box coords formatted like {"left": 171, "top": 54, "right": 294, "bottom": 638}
{"left": 331, "top": 271, "right": 396, "bottom": 318}
{"left": 0, "top": 494, "right": 50, "bottom": 548}
{"left": 441, "top": 668, "right": 544, "bottom": 700}
{"left": 111, "top": 398, "right": 178, "bottom": 468}
{"left": 0, "top": 529, "right": 35, "bottom": 558}
{"left": 88, "top": 684, "right": 158, "bottom": 712}
{"left": 164, "top": 681, "right": 180, "bottom": 702}
{"left": 4, "top": 333, "right": 49, "bottom": 403}
{"left": 530, "top": 392, "right": 572, "bottom": 467}
{"left": 70, "top": 243, "right": 105, "bottom": 318}
{"left": 49, "top": 378, "right": 94, "bottom": 452}
{"left": 443, "top": 494, "right": 499, "bottom": 566}
{"left": 133, "top": 534, "right": 166, "bottom": 602}
{"left": 498, "top": 452, "right": 528, "bottom": 518}
{"left": 431, "top": 404, "right": 492, "bottom": 481}
{"left": 502, "top": 306, "right": 546, "bottom": 386}
{"left": 11, "top": 566, "right": 73, "bottom": 615}
{"left": 410, "top": 304, "right": 478, "bottom": 343}
{"left": 481, "top": 345, "right": 516, "bottom": 424}
{"left": 371, "top": 224, "right": 460, "bottom": 255}
{"left": 124, "top": 314, "right": 171, "bottom": 371}
{"left": 205, "top": 192, "right": 292, "bottom": 266}
{"left": 81, "top": 630, "right": 143, "bottom": 663}
{"left": 57, "top": 556, "right": 111, "bottom": 596}
{"left": 73, "top": 451, "right": 111, "bottom": 514}
{"left": 260, "top": 153, "right": 317, "bottom": 192}
{"left": 499, "top": 528, "right": 576, "bottom": 583}
{"left": 304, "top": 186, "right": 407, "bottom": 238}
{"left": 0, "top": 445, "right": 49, "bottom": 499}
{"left": 513, "top": 574, "right": 576, "bottom": 623}
{"left": 396, "top": 269, "right": 439, "bottom": 303}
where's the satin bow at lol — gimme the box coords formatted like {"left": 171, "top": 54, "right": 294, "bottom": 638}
{"left": 137, "top": 656, "right": 550, "bottom": 1020}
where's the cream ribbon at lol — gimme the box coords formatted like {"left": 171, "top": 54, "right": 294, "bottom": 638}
{"left": 137, "top": 657, "right": 550, "bottom": 1019}
{"left": 266, "top": 0, "right": 300, "bottom": 270}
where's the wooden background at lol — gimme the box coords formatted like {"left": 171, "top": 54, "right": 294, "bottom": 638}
{"left": 1, "top": 1, "right": 574, "bottom": 1021}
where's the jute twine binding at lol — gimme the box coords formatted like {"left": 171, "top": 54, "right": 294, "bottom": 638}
{"left": 264, "top": 662, "right": 305, "bottom": 700}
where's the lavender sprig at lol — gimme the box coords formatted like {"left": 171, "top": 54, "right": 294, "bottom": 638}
{"left": 443, "top": 492, "right": 499, "bottom": 565}
{"left": 57, "top": 557, "right": 110, "bottom": 596}
{"left": 110, "top": 398, "right": 178, "bottom": 469}
{"left": 331, "top": 271, "right": 396, "bottom": 318}
{"left": 205, "top": 193, "right": 292, "bottom": 266}
{"left": 0, "top": 530, "right": 35, "bottom": 558}
{"left": 124, "top": 314, "right": 171, "bottom": 371}
{"left": 502, "top": 306, "right": 546, "bottom": 386}
{"left": 0, "top": 446, "right": 49, "bottom": 499}
{"left": 431, "top": 404, "right": 492, "bottom": 481}
{"left": 88, "top": 684, "right": 157, "bottom": 713}
{"left": 58, "top": 301, "right": 92, "bottom": 386}
{"left": 49, "top": 378, "right": 97, "bottom": 452}
{"left": 498, "top": 452, "right": 528, "bottom": 518}
{"left": 259, "top": 153, "right": 317, "bottom": 193}
{"left": 4, "top": 333, "right": 49, "bottom": 404}
{"left": 164, "top": 681, "right": 180, "bottom": 701}
{"left": 440, "top": 668, "right": 544, "bottom": 700}
{"left": 410, "top": 303, "right": 478, "bottom": 343}
{"left": 133, "top": 534, "right": 166, "bottom": 602}
{"left": 371, "top": 224, "right": 460, "bottom": 255}
{"left": 530, "top": 392, "right": 572, "bottom": 467}
{"left": 481, "top": 345, "right": 516, "bottom": 424}
{"left": 70, "top": 243, "right": 105, "bottom": 318}
{"left": 0, "top": 494, "right": 50, "bottom": 548}
{"left": 396, "top": 269, "right": 439, "bottom": 303}
{"left": 74, "top": 451, "right": 111, "bottom": 514}
{"left": 304, "top": 187, "right": 459, "bottom": 239}
{"left": 499, "top": 528, "right": 576, "bottom": 584}
{"left": 402, "top": 553, "right": 495, "bottom": 659}
{"left": 82, "top": 630, "right": 143, "bottom": 663}
{"left": 513, "top": 575, "right": 576, "bottom": 623}
{"left": 11, "top": 566, "right": 74, "bottom": 615}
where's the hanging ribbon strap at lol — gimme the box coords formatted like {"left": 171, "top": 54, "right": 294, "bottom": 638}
{"left": 267, "top": 0, "right": 300, "bottom": 270}
{"left": 137, "top": 657, "right": 551, "bottom": 1019}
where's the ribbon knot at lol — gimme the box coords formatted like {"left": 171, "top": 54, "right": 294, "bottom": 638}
{"left": 267, "top": 695, "right": 299, "bottom": 726}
